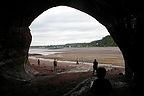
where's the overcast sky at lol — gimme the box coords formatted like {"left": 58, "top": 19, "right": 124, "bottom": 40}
{"left": 30, "top": 6, "right": 109, "bottom": 46}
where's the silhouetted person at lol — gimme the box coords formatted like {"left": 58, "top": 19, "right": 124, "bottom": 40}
{"left": 92, "top": 59, "right": 98, "bottom": 75}
{"left": 38, "top": 59, "right": 40, "bottom": 65}
{"left": 53, "top": 59, "right": 57, "bottom": 71}
{"left": 91, "top": 67, "right": 112, "bottom": 96}
{"left": 76, "top": 58, "right": 79, "bottom": 64}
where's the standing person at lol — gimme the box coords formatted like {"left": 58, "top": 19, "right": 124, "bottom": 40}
{"left": 76, "top": 58, "right": 79, "bottom": 64}
{"left": 53, "top": 59, "right": 57, "bottom": 71}
{"left": 93, "top": 59, "right": 98, "bottom": 75}
{"left": 38, "top": 59, "right": 40, "bottom": 65}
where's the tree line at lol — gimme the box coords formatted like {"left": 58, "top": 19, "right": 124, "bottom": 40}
{"left": 30, "top": 35, "right": 117, "bottom": 48}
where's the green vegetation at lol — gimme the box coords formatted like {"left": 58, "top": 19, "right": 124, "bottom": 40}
{"left": 90, "top": 35, "right": 117, "bottom": 47}
{"left": 30, "top": 35, "right": 117, "bottom": 48}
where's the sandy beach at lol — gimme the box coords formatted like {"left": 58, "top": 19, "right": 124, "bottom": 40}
{"left": 26, "top": 47, "right": 127, "bottom": 96}
{"left": 29, "top": 47, "right": 124, "bottom": 76}
{"left": 29, "top": 47, "right": 124, "bottom": 65}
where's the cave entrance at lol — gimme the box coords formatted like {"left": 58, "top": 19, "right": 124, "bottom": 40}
{"left": 27, "top": 6, "right": 125, "bottom": 96}
{"left": 29, "top": 6, "right": 124, "bottom": 78}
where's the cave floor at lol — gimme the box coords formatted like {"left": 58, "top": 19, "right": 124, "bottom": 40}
{"left": 1, "top": 68, "right": 135, "bottom": 96}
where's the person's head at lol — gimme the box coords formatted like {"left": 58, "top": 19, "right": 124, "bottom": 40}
{"left": 96, "top": 67, "right": 106, "bottom": 79}
{"left": 94, "top": 59, "right": 97, "bottom": 62}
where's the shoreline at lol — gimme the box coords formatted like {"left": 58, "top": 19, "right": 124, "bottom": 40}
{"left": 29, "top": 47, "right": 124, "bottom": 66}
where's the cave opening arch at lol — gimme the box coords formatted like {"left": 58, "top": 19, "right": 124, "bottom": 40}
{"left": 28, "top": 6, "right": 123, "bottom": 76}
{"left": 27, "top": 3, "right": 128, "bottom": 80}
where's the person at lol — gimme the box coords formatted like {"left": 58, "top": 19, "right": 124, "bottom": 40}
{"left": 38, "top": 59, "right": 40, "bottom": 65}
{"left": 92, "top": 59, "right": 98, "bottom": 75}
{"left": 91, "top": 67, "right": 112, "bottom": 96}
{"left": 76, "top": 58, "right": 79, "bottom": 64}
{"left": 53, "top": 59, "right": 57, "bottom": 71}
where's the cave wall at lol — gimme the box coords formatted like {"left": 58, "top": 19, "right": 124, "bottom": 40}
{"left": 0, "top": 25, "right": 32, "bottom": 81}
{"left": 0, "top": 0, "right": 143, "bottom": 89}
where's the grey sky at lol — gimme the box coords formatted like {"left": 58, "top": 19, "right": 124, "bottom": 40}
{"left": 30, "top": 6, "right": 109, "bottom": 46}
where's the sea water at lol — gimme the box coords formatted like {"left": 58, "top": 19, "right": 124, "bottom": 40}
{"left": 29, "top": 48, "right": 62, "bottom": 55}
